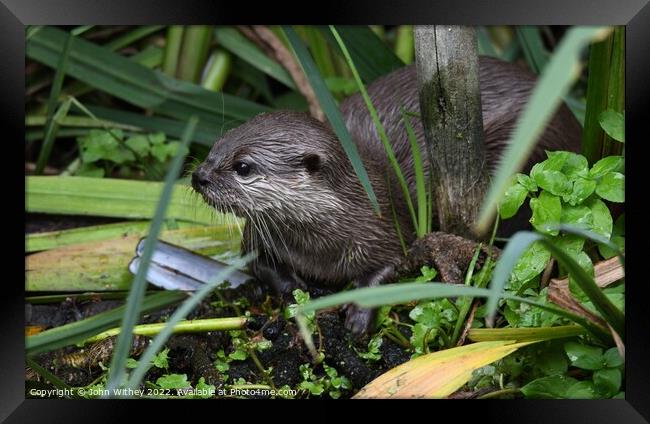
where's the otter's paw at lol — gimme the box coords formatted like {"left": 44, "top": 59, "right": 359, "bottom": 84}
{"left": 343, "top": 304, "right": 377, "bottom": 337}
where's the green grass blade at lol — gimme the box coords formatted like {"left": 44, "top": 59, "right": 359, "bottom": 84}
{"left": 26, "top": 128, "right": 89, "bottom": 142}
{"left": 26, "top": 176, "right": 216, "bottom": 224}
{"left": 477, "top": 27, "right": 499, "bottom": 58}
{"left": 35, "top": 32, "right": 73, "bottom": 174}
{"left": 131, "top": 45, "right": 164, "bottom": 69}
{"left": 176, "top": 25, "right": 212, "bottom": 83}
{"left": 387, "top": 175, "right": 408, "bottom": 256}
{"left": 162, "top": 25, "right": 184, "bottom": 76}
{"left": 27, "top": 26, "right": 270, "bottom": 128}
{"left": 516, "top": 26, "right": 548, "bottom": 74}
{"left": 401, "top": 107, "right": 427, "bottom": 237}
{"left": 302, "top": 26, "right": 336, "bottom": 79}
{"left": 303, "top": 283, "right": 491, "bottom": 311}
{"left": 452, "top": 218, "right": 499, "bottom": 344}
{"left": 476, "top": 27, "right": 612, "bottom": 232}
{"left": 84, "top": 316, "right": 247, "bottom": 345}
{"left": 26, "top": 114, "right": 141, "bottom": 131}
{"left": 450, "top": 243, "right": 484, "bottom": 346}
{"left": 320, "top": 25, "right": 404, "bottom": 83}
{"left": 215, "top": 27, "right": 296, "bottom": 89}
{"left": 105, "top": 25, "right": 165, "bottom": 52}
{"left": 232, "top": 59, "right": 274, "bottom": 103}
{"left": 106, "top": 117, "right": 197, "bottom": 392}
{"left": 124, "top": 254, "right": 253, "bottom": 392}
{"left": 298, "top": 282, "right": 611, "bottom": 343}
{"left": 468, "top": 325, "right": 586, "bottom": 342}
{"left": 86, "top": 105, "right": 220, "bottom": 146}
{"left": 26, "top": 25, "right": 43, "bottom": 40}
{"left": 395, "top": 25, "right": 414, "bottom": 64}
{"left": 607, "top": 28, "right": 625, "bottom": 118}
{"left": 202, "top": 50, "right": 232, "bottom": 92}
{"left": 64, "top": 45, "right": 165, "bottom": 99}
{"left": 71, "top": 26, "right": 94, "bottom": 36}
{"left": 26, "top": 357, "right": 77, "bottom": 396}
{"left": 26, "top": 291, "right": 185, "bottom": 356}
{"left": 485, "top": 231, "right": 543, "bottom": 323}
{"left": 582, "top": 27, "right": 625, "bottom": 163}
{"left": 331, "top": 25, "right": 417, "bottom": 227}
{"left": 283, "top": 26, "right": 380, "bottom": 215}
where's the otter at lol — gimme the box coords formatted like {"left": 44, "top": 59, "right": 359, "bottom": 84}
{"left": 192, "top": 56, "right": 582, "bottom": 335}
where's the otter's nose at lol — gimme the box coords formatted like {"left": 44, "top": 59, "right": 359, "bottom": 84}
{"left": 191, "top": 167, "right": 210, "bottom": 190}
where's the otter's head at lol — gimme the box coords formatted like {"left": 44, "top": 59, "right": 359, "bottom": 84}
{"left": 192, "top": 111, "right": 348, "bottom": 222}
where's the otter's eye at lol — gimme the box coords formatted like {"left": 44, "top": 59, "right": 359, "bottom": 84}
{"left": 233, "top": 161, "right": 251, "bottom": 177}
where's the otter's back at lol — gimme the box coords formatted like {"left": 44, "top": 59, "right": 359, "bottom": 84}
{"left": 339, "top": 56, "right": 582, "bottom": 192}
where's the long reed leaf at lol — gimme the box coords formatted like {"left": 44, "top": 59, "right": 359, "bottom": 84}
{"left": 468, "top": 325, "right": 586, "bottom": 342}
{"left": 84, "top": 317, "right": 247, "bottom": 345}
{"left": 162, "top": 26, "right": 184, "bottom": 76}
{"left": 105, "top": 26, "right": 165, "bottom": 52}
{"left": 105, "top": 118, "right": 197, "bottom": 392}
{"left": 395, "top": 26, "right": 414, "bottom": 64}
{"left": 301, "top": 26, "right": 336, "bottom": 79}
{"left": 401, "top": 107, "right": 428, "bottom": 237}
{"left": 27, "top": 26, "right": 270, "bottom": 130}
{"left": 582, "top": 27, "right": 625, "bottom": 163}
{"left": 202, "top": 50, "right": 232, "bottom": 92}
{"left": 26, "top": 176, "right": 215, "bottom": 224}
{"left": 320, "top": 25, "right": 404, "bottom": 83}
{"left": 283, "top": 26, "right": 380, "bottom": 214}
{"left": 86, "top": 105, "right": 220, "bottom": 145}
{"left": 35, "top": 31, "right": 73, "bottom": 174}
{"left": 124, "top": 255, "right": 252, "bottom": 392}
{"left": 215, "top": 27, "right": 296, "bottom": 89}
{"left": 516, "top": 26, "right": 548, "bottom": 74}
{"left": 176, "top": 26, "right": 212, "bottom": 83}
{"left": 298, "top": 282, "right": 610, "bottom": 343}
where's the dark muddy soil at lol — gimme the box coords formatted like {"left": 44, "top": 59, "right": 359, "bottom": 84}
{"left": 26, "top": 281, "right": 413, "bottom": 399}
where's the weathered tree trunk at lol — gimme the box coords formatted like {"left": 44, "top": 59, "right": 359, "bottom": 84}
{"left": 414, "top": 26, "right": 489, "bottom": 239}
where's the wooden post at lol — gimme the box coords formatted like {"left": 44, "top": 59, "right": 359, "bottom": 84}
{"left": 414, "top": 25, "right": 489, "bottom": 239}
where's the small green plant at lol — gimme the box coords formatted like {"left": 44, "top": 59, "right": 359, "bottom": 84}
{"left": 520, "top": 341, "right": 624, "bottom": 398}
{"left": 598, "top": 109, "right": 625, "bottom": 143}
{"left": 285, "top": 289, "right": 316, "bottom": 333}
{"left": 211, "top": 330, "right": 272, "bottom": 383}
{"left": 409, "top": 298, "right": 458, "bottom": 357}
{"left": 468, "top": 338, "right": 624, "bottom": 399}
{"left": 356, "top": 334, "right": 384, "bottom": 361}
{"left": 76, "top": 129, "right": 188, "bottom": 179}
{"left": 151, "top": 348, "right": 170, "bottom": 370}
{"left": 298, "top": 362, "right": 352, "bottom": 399}
{"left": 155, "top": 373, "right": 192, "bottom": 391}
{"left": 499, "top": 150, "right": 624, "bottom": 304}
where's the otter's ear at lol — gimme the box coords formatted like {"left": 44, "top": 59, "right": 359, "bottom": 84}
{"left": 302, "top": 153, "right": 321, "bottom": 173}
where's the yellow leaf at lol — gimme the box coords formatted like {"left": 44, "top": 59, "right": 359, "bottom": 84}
{"left": 353, "top": 340, "right": 535, "bottom": 399}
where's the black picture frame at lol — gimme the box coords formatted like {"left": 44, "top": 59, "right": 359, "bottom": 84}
{"left": 4, "top": 0, "right": 649, "bottom": 421}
